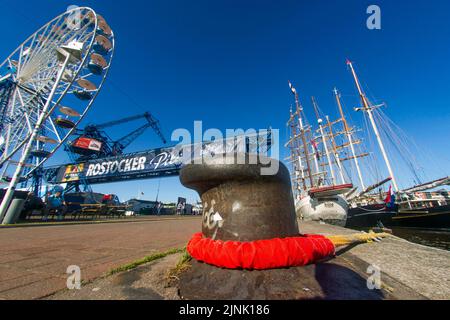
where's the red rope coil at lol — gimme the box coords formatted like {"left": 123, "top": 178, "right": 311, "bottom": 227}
{"left": 187, "top": 233, "right": 335, "bottom": 270}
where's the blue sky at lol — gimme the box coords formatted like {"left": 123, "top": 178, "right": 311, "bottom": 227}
{"left": 1, "top": 0, "right": 449, "bottom": 202}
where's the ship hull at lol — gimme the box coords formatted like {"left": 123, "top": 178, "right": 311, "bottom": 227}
{"left": 391, "top": 205, "right": 450, "bottom": 229}
{"left": 297, "top": 195, "right": 348, "bottom": 227}
{"left": 346, "top": 204, "right": 450, "bottom": 229}
{"left": 346, "top": 205, "right": 395, "bottom": 228}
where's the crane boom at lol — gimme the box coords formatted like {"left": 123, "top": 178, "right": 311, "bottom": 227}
{"left": 67, "top": 111, "right": 166, "bottom": 161}
{"left": 96, "top": 112, "right": 166, "bottom": 146}
{"left": 113, "top": 122, "right": 158, "bottom": 154}
{"left": 94, "top": 113, "right": 149, "bottom": 129}
{"left": 94, "top": 114, "right": 145, "bottom": 129}
{"left": 142, "top": 113, "right": 166, "bottom": 144}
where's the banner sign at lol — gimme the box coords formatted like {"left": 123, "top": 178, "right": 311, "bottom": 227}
{"left": 61, "top": 164, "right": 85, "bottom": 183}
{"left": 46, "top": 130, "right": 273, "bottom": 185}
{"left": 73, "top": 137, "right": 102, "bottom": 151}
{"left": 54, "top": 146, "right": 183, "bottom": 184}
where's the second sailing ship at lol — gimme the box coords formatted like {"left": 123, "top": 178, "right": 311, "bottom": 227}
{"left": 286, "top": 60, "right": 450, "bottom": 229}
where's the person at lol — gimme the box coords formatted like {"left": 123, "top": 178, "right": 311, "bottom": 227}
{"left": 176, "top": 202, "right": 185, "bottom": 215}
{"left": 20, "top": 192, "right": 44, "bottom": 220}
{"left": 44, "top": 190, "right": 67, "bottom": 221}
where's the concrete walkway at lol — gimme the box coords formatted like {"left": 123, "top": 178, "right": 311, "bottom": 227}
{"left": 301, "top": 222, "right": 450, "bottom": 300}
{"left": 49, "top": 221, "right": 450, "bottom": 300}
{"left": 0, "top": 216, "right": 201, "bottom": 299}
{"left": 1, "top": 217, "right": 449, "bottom": 300}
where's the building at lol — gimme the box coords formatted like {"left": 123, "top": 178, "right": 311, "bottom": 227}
{"left": 125, "top": 199, "right": 159, "bottom": 215}
{"left": 124, "top": 199, "right": 179, "bottom": 215}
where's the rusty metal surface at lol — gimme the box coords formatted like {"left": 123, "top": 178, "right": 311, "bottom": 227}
{"left": 180, "top": 153, "right": 298, "bottom": 241}
{"left": 178, "top": 255, "right": 426, "bottom": 300}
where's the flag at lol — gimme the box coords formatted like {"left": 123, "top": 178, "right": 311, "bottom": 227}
{"left": 311, "top": 139, "right": 320, "bottom": 160}
{"left": 384, "top": 185, "right": 392, "bottom": 204}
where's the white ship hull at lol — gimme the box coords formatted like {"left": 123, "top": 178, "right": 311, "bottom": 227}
{"left": 296, "top": 195, "right": 348, "bottom": 227}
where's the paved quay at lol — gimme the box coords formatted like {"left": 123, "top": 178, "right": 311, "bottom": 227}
{"left": 0, "top": 216, "right": 201, "bottom": 299}
{"left": 1, "top": 217, "right": 449, "bottom": 300}
{"left": 301, "top": 222, "right": 450, "bottom": 300}
{"left": 53, "top": 221, "right": 450, "bottom": 300}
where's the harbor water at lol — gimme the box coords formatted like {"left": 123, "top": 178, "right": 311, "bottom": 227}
{"left": 357, "top": 226, "right": 450, "bottom": 251}
{"left": 390, "top": 228, "right": 450, "bottom": 251}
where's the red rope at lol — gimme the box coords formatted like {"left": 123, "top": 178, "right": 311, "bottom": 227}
{"left": 187, "top": 233, "right": 335, "bottom": 270}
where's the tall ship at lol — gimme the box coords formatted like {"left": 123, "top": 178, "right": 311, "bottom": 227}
{"left": 287, "top": 60, "right": 450, "bottom": 229}
{"left": 344, "top": 60, "right": 450, "bottom": 229}
{"left": 286, "top": 82, "right": 353, "bottom": 227}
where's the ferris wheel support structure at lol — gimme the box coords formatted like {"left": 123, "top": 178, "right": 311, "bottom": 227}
{"left": 0, "top": 52, "right": 71, "bottom": 222}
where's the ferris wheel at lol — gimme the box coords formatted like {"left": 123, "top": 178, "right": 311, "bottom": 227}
{"left": 0, "top": 7, "right": 114, "bottom": 218}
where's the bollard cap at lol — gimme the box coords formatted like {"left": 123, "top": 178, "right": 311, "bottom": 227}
{"left": 180, "top": 153, "right": 299, "bottom": 241}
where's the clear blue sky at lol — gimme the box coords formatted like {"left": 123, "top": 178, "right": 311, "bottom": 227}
{"left": 1, "top": 0, "right": 449, "bottom": 202}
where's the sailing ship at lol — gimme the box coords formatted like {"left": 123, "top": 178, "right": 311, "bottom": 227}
{"left": 287, "top": 60, "right": 450, "bottom": 229}
{"left": 286, "top": 82, "right": 352, "bottom": 227}
{"left": 344, "top": 60, "right": 450, "bottom": 229}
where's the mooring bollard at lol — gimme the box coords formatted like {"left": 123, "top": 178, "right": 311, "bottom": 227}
{"left": 0, "top": 190, "right": 28, "bottom": 225}
{"left": 2, "top": 198, "right": 26, "bottom": 225}
{"left": 180, "top": 153, "right": 299, "bottom": 241}
{"left": 178, "top": 153, "right": 390, "bottom": 299}
{"left": 178, "top": 153, "right": 329, "bottom": 299}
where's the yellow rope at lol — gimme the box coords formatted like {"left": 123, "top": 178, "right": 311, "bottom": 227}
{"left": 327, "top": 232, "right": 391, "bottom": 248}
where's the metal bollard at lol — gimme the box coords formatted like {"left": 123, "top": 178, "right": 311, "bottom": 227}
{"left": 180, "top": 153, "right": 299, "bottom": 241}
{"left": 2, "top": 198, "right": 26, "bottom": 225}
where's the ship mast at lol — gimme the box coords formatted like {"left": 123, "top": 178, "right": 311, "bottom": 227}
{"left": 288, "top": 106, "right": 307, "bottom": 192}
{"left": 325, "top": 115, "right": 346, "bottom": 184}
{"left": 311, "top": 96, "right": 336, "bottom": 185}
{"left": 333, "top": 87, "right": 366, "bottom": 190}
{"left": 289, "top": 82, "right": 314, "bottom": 188}
{"left": 311, "top": 143, "right": 321, "bottom": 185}
{"left": 347, "top": 60, "right": 399, "bottom": 192}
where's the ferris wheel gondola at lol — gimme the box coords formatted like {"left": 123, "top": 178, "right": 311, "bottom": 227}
{"left": 0, "top": 7, "right": 115, "bottom": 221}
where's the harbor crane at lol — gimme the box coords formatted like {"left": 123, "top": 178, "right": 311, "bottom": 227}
{"left": 67, "top": 112, "right": 167, "bottom": 161}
